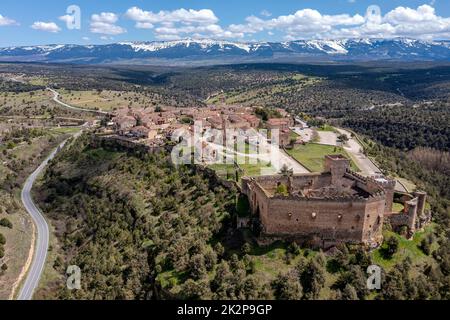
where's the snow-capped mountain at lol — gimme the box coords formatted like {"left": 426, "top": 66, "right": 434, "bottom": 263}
{"left": 0, "top": 38, "right": 449, "bottom": 64}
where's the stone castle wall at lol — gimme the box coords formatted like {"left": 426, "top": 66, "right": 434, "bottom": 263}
{"left": 244, "top": 177, "right": 386, "bottom": 247}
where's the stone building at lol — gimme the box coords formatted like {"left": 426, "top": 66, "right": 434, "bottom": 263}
{"left": 385, "top": 191, "right": 430, "bottom": 238}
{"left": 242, "top": 155, "right": 398, "bottom": 248}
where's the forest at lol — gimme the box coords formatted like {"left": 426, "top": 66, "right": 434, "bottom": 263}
{"left": 32, "top": 134, "right": 450, "bottom": 300}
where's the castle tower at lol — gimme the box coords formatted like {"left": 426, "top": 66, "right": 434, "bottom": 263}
{"left": 374, "top": 177, "right": 396, "bottom": 215}
{"left": 324, "top": 155, "right": 350, "bottom": 186}
{"left": 405, "top": 198, "right": 419, "bottom": 237}
{"left": 413, "top": 191, "right": 427, "bottom": 216}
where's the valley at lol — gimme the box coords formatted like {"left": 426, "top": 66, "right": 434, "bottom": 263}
{"left": 0, "top": 60, "right": 448, "bottom": 301}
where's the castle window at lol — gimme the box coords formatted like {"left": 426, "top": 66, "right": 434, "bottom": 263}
{"left": 351, "top": 226, "right": 355, "bottom": 230}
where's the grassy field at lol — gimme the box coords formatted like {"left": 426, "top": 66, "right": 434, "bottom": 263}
{"left": 371, "top": 224, "right": 437, "bottom": 270}
{"left": 206, "top": 75, "right": 321, "bottom": 105}
{"left": 208, "top": 142, "right": 276, "bottom": 180}
{"left": 208, "top": 158, "right": 274, "bottom": 181}
{"left": 316, "top": 124, "right": 337, "bottom": 132}
{"left": 58, "top": 89, "right": 157, "bottom": 112}
{"left": 0, "top": 89, "right": 95, "bottom": 119}
{"left": 286, "top": 143, "right": 359, "bottom": 172}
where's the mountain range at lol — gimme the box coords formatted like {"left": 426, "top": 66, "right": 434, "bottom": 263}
{"left": 1, "top": 38, "right": 450, "bottom": 65}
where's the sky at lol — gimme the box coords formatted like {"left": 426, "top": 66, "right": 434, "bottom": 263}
{"left": 1, "top": 0, "right": 450, "bottom": 46}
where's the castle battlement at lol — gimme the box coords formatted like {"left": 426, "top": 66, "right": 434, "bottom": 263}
{"left": 241, "top": 155, "right": 392, "bottom": 248}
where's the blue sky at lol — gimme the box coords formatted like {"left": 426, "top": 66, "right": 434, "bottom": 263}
{"left": 0, "top": 0, "right": 450, "bottom": 46}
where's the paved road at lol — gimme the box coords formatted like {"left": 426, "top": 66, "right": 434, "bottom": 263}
{"left": 317, "top": 131, "right": 338, "bottom": 146}
{"left": 17, "top": 139, "right": 69, "bottom": 300}
{"left": 48, "top": 88, "right": 109, "bottom": 115}
{"left": 335, "top": 128, "right": 381, "bottom": 176}
{"left": 291, "top": 127, "right": 314, "bottom": 143}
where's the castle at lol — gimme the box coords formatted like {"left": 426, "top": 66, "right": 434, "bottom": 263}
{"left": 241, "top": 155, "right": 429, "bottom": 248}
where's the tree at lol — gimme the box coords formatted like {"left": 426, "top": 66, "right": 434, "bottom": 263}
{"left": 379, "top": 268, "right": 406, "bottom": 300}
{"left": 420, "top": 238, "right": 431, "bottom": 255}
{"left": 0, "top": 218, "right": 13, "bottom": 229}
{"left": 0, "top": 233, "right": 5, "bottom": 245}
{"left": 214, "top": 243, "right": 225, "bottom": 258}
{"left": 333, "top": 265, "right": 369, "bottom": 300}
{"left": 272, "top": 271, "right": 303, "bottom": 300}
{"left": 385, "top": 236, "right": 399, "bottom": 258}
{"left": 181, "top": 279, "right": 211, "bottom": 300}
{"left": 338, "top": 134, "right": 349, "bottom": 143}
{"left": 300, "top": 260, "right": 326, "bottom": 300}
{"left": 279, "top": 164, "right": 293, "bottom": 176}
{"left": 342, "top": 284, "right": 358, "bottom": 300}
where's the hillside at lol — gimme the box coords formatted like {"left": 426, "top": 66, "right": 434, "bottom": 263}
{"left": 31, "top": 134, "right": 450, "bottom": 300}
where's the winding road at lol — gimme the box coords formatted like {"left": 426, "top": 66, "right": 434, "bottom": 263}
{"left": 16, "top": 90, "right": 90, "bottom": 300}
{"left": 17, "top": 139, "right": 68, "bottom": 300}
{"left": 48, "top": 88, "right": 109, "bottom": 115}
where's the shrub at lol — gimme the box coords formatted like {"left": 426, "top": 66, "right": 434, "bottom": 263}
{"left": 0, "top": 218, "right": 13, "bottom": 229}
{"left": 420, "top": 238, "right": 431, "bottom": 255}
{"left": 385, "top": 236, "right": 399, "bottom": 258}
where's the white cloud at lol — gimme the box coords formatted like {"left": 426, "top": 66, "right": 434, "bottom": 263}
{"left": 229, "top": 9, "right": 365, "bottom": 39}
{"left": 90, "top": 12, "right": 126, "bottom": 35}
{"left": 120, "top": 4, "right": 450, "bottom": 41}
{"left": 228, "top": 4, "right": 450, "bottom": 40}
{"left": 82, "top": 36, "right": 90, "bottom": 41}
{"left": 31, "top": 21, "right": 61, "bottom": 33}
{"left": 125, "top": 7, "right": 219, "bottom": 25}
{"left": 125, "top": 6, "right": 243, "bottom": 40}
{"left": 136, "top": 22, "right": 154, "bottom": 29}
{"left": 0, "top": 14, "right": 17, "bottom": 26}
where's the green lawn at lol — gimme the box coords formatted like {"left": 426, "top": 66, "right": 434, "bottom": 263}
{"left": 316, "top": 124, "right": 336, "bottom": 132}
{"left": 371, "top": 224, "right": 436, "bottom": 270}
{"left": 286, "top": 143, "right": 359, "bottom": 172}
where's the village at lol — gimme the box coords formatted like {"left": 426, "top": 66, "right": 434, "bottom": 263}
{"left": 99, "top": 103, "right": 431, "bottom": 249}
{"left": 104, "top": 104, "right": 296, "bottom": 148}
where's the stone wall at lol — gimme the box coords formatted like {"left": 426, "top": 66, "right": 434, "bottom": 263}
{"left": 242, "top": 176, "right": 386, "bottom": 247}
